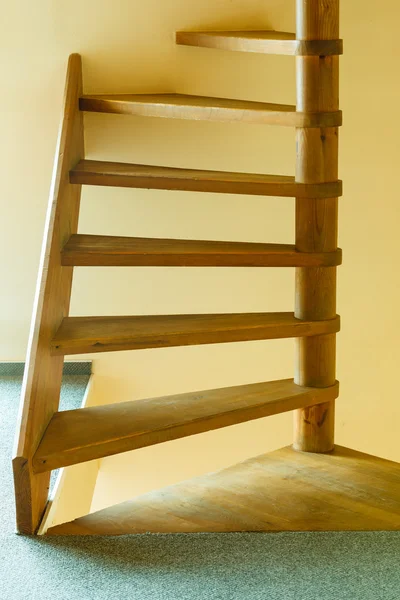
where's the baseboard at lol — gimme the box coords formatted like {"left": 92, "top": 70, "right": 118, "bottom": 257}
{"left": 0, "top": 361, "right": 92, "bottom": 377}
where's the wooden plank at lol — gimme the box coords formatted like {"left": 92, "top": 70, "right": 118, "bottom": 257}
{"left": 293, "top": 0, "right": 340, "bottom": 452}
{"left": 50, "top": 313, "right": 340, "bottom": 356}
{"left": 61, "top": 234, "right": 343, "bottom": 267}
{"left": 70, "top": 159, "right": 343, "bottom": 199}
{"left": 176, "top": 30, "right": 343, "bottom": 56}
{"left": 33, "top": 379, "right": 339, "bottom": 473}
{"left": 79, "top": 94, "right": 342, "bottom": 128}
{"left": 45, "top": 445, "right": 400, "bottom": 535}
{"left": 12, "top": 54, "right": 84, "bottom": 534}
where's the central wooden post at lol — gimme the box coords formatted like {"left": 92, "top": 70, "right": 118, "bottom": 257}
{"left": 293, "top": 0, "right": 340, "bottom": 452}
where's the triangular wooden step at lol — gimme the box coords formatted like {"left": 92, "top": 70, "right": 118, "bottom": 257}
{"left": 176, "top": 30, "right": 343, "bottom": 57}
{"left": 70, "top": 159, "right": 343, "bottom": 198}
{"left": 33, "top": 379, "right": 339, "bottom": 473}
{"left": 61, "top": 234, "right": 342, "bottom": 267}
{"left": 51, "top": 313, "right": 340, "bottom": 356}
{"left": 79, "top": 94, "right": 342, "bottom": 128}
{"left": 45, "top": 445, "right": 400, "bottom": 535}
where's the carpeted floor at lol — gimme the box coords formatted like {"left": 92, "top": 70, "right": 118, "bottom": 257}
{"left": 1, "top": 376, "right": 399, "bottom": 600}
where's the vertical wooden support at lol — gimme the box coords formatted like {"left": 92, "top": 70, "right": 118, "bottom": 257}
{"left": 12, "top": 55, "right": 84, "bottom": 533}
{"left": 293, "top": 1, "right": 339, "bottom": 452}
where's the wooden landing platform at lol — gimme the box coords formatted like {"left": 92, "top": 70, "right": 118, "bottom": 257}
{"left": 46, "top": 446, "right": 400, "bottom": 535}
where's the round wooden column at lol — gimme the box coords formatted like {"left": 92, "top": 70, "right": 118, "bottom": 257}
{"left": 293, "top": 0, "right": 340, "bottom": 452}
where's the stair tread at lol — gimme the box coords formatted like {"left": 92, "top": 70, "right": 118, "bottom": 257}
{"left": 33, "top": 378, "right": 339, "bottom": 473}
{"left": 70, "top": 159, "right": 343, "bottom": 198}
{"left": 176, "top": 30, "right": 343, "bottom": 56}
{"left": 45, "top": 445, "right": 400, "bottom": 535}
{"left": 51, "top": 313, "right": 340, "bottom": 356}
{"left": 62, "top": 234, "right": 342, "bottom": 267}
{"left": 79, "top": 94, "right": 342, "bottom": 128}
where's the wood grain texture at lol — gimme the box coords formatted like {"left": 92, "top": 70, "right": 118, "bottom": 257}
{"left": 51, "top": 313, "right": 340, "bottom": 356}
{"left": 33, "top": 379, "right": 339, "bottom": 473}
{"left": 176, "top": 30, "right": 343, "bottom": 56}
{"left": 294, "top": 0, "right": 340, "bottom": 452}
{"left": 61, "top": 234, "right": 343, "bottom": 268}
{"left": 70, "top": 159, "right": 343, "bottom": 199}
{"left": 12, "top": 54, "right": 84, "bottom": 534}
{"left": 46, "top": 445, "right": 400, "bottom": 535}
{"left": 79, "top": 94, "right": 342, "bottom": 128}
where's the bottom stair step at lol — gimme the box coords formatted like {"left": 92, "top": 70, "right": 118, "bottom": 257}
{"left": 45, "top": 445, "right": 400, "bottom": 535}
{"left": 33, "top": 378, "right": 338, "bottom": 473}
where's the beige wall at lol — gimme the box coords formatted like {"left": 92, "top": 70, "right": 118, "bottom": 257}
{"left": 2, "top": 1, "right": 400, "bottom": 513}
{"left": 38, "top": 377, "right": 100, "bottom": 531}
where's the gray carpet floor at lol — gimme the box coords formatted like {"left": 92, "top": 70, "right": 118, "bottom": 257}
{"left": 1, "top": 376, "right": 399, "bottom": 600}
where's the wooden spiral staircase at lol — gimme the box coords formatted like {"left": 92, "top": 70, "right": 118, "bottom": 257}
{"left": 13, "top": 0, "right": 400, "bottom": 536}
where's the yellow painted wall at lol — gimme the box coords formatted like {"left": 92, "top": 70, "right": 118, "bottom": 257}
{"left": 38, "top": 378, "right": 100, "bottom": 531}
{"left": 41, "top": 459, "right": 99, "bottom": 531}
{"left": 2, "top": 1, "right": 400, "bottom": 513}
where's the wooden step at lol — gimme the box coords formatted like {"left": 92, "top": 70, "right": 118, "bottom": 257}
{"left": 51, "top": 313, "right": 340, "bottom": 356}
{"left": 62, "top": 234, "right": 343, "bottom": 267}
{"left": 176, "top": 30, "right": 343, "bottom": 57}
{"left": 70, "top": 160, "right": 343, "bottom": 199}
{"left": 32, "top": 379, "right": 339, "bottom": 473}
{"left": 45, "top": 445, "right": 400, "bottom": 535}
{"left": 79, "top": 94, "right": 342, "bottom": 128}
